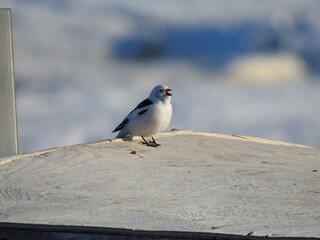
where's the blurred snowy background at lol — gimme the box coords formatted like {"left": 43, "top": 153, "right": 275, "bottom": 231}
{"left": 1, "top": 0, "right": 320, "bottom": 153}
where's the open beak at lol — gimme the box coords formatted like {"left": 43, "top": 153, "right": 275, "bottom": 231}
{"left": 165, "top": 88, "right": 172, "bottom": 96}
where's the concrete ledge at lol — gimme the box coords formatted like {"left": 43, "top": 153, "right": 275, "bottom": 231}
{"left": 158, "top": 129, "right": 312, "bottom": 148}
{"left": 0, "top": 129, "right": 311, "bottom": 166}
{"left": 0, "top": 130, "right": 319, "bottom": 238}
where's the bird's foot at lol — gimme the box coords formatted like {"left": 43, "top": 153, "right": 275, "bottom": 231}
{"left": 142, "top": 141, "right": 160, "bottom": 147}
{"left": 149, "top": 141, "right": 161, "bottom": 147}
{"left": 141, "top": 136, "right": 161, "bottom": 147}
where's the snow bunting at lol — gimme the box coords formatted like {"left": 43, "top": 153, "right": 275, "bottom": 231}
{"left": 112, "top": 85, "right": 172, "bottom": 147}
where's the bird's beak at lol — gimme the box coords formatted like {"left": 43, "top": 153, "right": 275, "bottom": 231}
{"left": 165, "top": 89, "right": 172, "bottom": 96}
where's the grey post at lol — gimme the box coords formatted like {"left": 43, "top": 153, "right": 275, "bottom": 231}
{"left": 0, "top": 8, "right": 18, "bottom": 158}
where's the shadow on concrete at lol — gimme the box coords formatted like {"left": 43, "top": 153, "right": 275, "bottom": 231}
{"left": 0, "top": 222, "right": 319, "bottom": 240}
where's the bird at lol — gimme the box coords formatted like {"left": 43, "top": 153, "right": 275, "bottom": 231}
{"left": 112, "top": 85, "right": 172, "bottom": 147}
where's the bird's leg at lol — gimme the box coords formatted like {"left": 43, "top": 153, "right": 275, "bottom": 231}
{"left": 151, "top": 137, "right": 161, "bottom": 147}
{"left": 141, "top": 136, "right": 160, "bottom": 147}
{"left": 141, "top": 136, "right": 154, "bottom": 147}
{"left": 141, "top": 136, "right": 150, "bottom": 145}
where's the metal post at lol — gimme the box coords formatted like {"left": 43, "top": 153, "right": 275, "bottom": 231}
{"left": 0, "top": 8, "right": 18, "bottom": 158}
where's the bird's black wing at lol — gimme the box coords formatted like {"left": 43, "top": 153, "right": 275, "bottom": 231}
{"left": 128, "top": 98, "right": 152, "bottom": 114}
{"left": 112, "top": 98, "right": 153, "bottom": 133}
{"left": 112, "top": 118, "right": 129, "bottom": 133}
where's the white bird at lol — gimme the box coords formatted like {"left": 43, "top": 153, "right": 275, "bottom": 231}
{"left": 112, "top": 85, "right": 172, "bottom": 147}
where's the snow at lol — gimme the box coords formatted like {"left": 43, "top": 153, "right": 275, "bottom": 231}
{"left": 1, "top": 0, "right": 320, "bottom": 152}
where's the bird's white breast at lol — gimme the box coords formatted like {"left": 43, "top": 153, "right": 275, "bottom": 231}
{"left": 127, "top": 100, "right": 172, "bottom": 137}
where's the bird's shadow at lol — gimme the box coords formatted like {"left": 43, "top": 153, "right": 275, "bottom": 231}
{"left": 118, "top": 136, "right": 134, "bottom": 141}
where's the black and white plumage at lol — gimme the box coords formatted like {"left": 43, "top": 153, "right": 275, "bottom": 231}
{"left": 112, "top": 85, "right": 172, "bottom": 147}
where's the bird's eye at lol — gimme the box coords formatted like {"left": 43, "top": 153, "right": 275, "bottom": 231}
{"left": 159, "top": 89, "right": 163, "bottom": 92}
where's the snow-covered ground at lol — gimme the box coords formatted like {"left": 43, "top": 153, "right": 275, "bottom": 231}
{"left": 2, "top": 0, "right": 320, "bottom": 153}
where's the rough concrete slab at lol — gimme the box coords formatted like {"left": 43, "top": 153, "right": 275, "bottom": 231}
{"left": 0, "top": 130, "right": 319, "bottom": 238}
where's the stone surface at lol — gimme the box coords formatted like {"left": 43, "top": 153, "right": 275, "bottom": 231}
{"left": 0, "top": 130, "right": 319, "bottom": 238}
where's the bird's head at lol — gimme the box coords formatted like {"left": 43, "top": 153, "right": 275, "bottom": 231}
{"left": 149, "top": 85, "right": 172, "bottom": 102}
